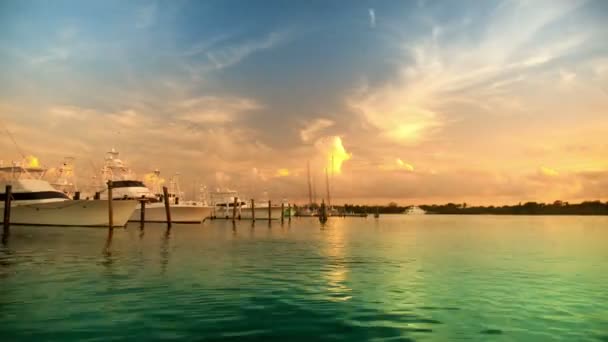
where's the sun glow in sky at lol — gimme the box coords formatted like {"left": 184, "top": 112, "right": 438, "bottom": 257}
{"left": 1, "top": 0, "right": 607, "bottom": 204}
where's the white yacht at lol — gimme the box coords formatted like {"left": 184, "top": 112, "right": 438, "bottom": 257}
{"left": 210, "top": 189, "right": 287, "bottom": 220}
{"left": 0, "top": 162, "right": 136, "bottom": 227}
{"left": 99, "top": 149, "right": 156, "bottom": 201}
{"left": 130, "top": 171, "right": 213, "bottom": 223}
{"left": 404, "top": 206, "right": 426, "bottom": 215}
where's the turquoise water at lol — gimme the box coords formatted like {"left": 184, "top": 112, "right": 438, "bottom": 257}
{"left": 1, "top": 215, "right": 607, "bottom": 341}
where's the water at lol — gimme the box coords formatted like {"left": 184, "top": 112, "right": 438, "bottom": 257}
{"left": 1, "top": 215, "right": 607, "bottom": 341}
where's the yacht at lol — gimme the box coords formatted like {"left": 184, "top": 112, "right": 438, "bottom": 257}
{"left": 0, "top": 161, "right": 136, "bottom": 227}
{"left": 404, "top": 206, "right": 426, "bottom": 215}
{"left": 210, "top": 189, "right": 287, "bottom": 220}
{"left": 129, "top": 171, "right": 213, "bottom": 223}
{"left": 99, "top": 149, "right": 156, "bottom": 200}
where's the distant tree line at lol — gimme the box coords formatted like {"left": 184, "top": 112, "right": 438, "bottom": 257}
{"left": 339, "top": 202, "right": 409, "bottom": 214}
{"left": 419, "top": 201, "right": 608, "bottom": 215}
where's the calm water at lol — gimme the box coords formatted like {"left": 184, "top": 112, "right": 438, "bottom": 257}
{"left": 1, "top": 216, "right": 607, "bottom": 341}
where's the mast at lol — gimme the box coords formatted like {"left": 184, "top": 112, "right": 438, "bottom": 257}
{"left": 307, "top": 161, "right": 313, "bottom": 206}
{"left": 325, "top": 167, "right": 331, "bottom": 208}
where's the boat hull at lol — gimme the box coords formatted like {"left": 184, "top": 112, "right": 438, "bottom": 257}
{"left": 130, "top": 204, "right": 213, "bottom": 223}
{"left": 1, "top": 200, "right": 137, "bottom": 227}
{"left": 214, "top": 206, "right": 285, "bottom": 220}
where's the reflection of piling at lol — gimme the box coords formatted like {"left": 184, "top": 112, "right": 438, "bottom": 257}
{"left": 107, "top": 181, "right": 113, "bottom": 230}
{"left": 73, "top": 191, "right": 80, "bottom": 200}
{"left": 139, "top": 199, "right": 146, "bottom": 229}
{"left": 232, "top": 197, "right": 238, "bottom": 222}
{"left": 268, "top": 200, "right": 272, "bottom": 220}
{"left": 3, "top": 185, "right": 12, "bottom": 235}
{"left": 163, "top": 186, "right": 172, "bottom": 229}
{"left": 251, "top": 199, "right": 255, "bottom": 221}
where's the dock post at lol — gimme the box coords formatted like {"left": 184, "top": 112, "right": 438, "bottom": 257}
{"left": 94, "top": 192, "right": 100, "bottom": 200}
{"left": 107, "top": 181, "right": 113, "bottom": 230}
{"left": 163, "top": 186, "right": 172, "bottom": 229}
{"left": 288, "top": 203, "right": 292, "bottom": 222}
{"left": 139, "top": 199, "right": 146, "bottom": 229}
{"left": 73, "top": 191, "right": 80, "bottom": 200}
{"left": 3, "top": 185, "right": 12, "bottom": 236}
{"left": 281, "top": 202, "right": 285, "bottom": 224}
{"left": 268, "top": 200, "right": 272, "bottom": 220}
{"left": 251, "top": 199, "right": 255, "bottom": 221}
{"left": 232, "top": 197, "right": 238, "bottom": 222}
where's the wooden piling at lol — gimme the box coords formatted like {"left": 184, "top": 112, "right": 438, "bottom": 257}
{"left": 163, "top": 186, "right": 172, "bottom": 229}
{"left": 3, "top": 185, "right": 12, "bottom": 234}
{"left": 268, "top": 200, "right": 272, "bottom": 220}
{"left": 107, "top": 181, "right": 113, "bottom": 230}
{"left": 288, "top": 203, "right": 291, "bottom": 222}
{"left": 251, "top": 199, "right": 255, "bottom": 221}
{"left": 73, "top": 191, "right": 80, "bottom": 200}
{"left": 139, "top": 200, "right": 146, "bottom": 229}
{"left": 232, "top": 197, "right": 238, "bottom": 222}
{"left": 94, "top": 192, "right": 100, "bottom": 200}
{"left": 281, "top": 202, "right": 285, "bottom": 224}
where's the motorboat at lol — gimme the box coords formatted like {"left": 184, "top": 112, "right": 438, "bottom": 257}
{"left": 1, "top": 161, "right": 136, "bottom": 227}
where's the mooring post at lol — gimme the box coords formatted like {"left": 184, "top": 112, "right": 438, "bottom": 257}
{"left": 163, "top": 186, "right": 172, "bottom": 229}
{"left": 3, "top": 185, "right": 12, "bottom": 235}
{"left": 94, "top": 192, "right": 100, "bottom": 200}
{"left": 281, "top": 202, "right": 285, "bottom": 224}
{"left": 73, "top": 191, "right": 80, "bottom": 200}
{"left": 140, "top": 199, "right": 146, "bottom": 229}
{"left": 232, "top": 197, "right": 238, "bottom": 222}
{"left": 251, "top": 199, "right": 255, "bottom": 221}
{"left": 288, "top": 203, "right": 292, "bottom": 222}
{"left": 268, "top": 200, "right": 272, "bottom": 220}
{"left": 107, "top": 181, "right": 113, "bottom": 230}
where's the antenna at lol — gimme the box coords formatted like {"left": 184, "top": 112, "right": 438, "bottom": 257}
{"left": 0, "top": 119, "right": 27, "bottom": 159}
{"left": 325, "top": 167, "right": 331, "bottom": 208}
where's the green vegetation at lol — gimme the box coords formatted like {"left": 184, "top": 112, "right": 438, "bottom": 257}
{"left": 419, "top": 201, "right": 608, "bottom": 215}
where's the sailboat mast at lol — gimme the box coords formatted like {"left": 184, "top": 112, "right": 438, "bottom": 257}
{"left": 307, "top": 161, "right": 313, "bottom": 206}
{"left": 325, "top": 167, "right": 331, "bottom": 208}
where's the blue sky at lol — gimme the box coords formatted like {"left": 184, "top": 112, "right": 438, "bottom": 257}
{"left": 1, "top": 0, "right": 607, "bottom": 203}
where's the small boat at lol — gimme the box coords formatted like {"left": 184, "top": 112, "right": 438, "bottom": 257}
{"left": 1, "top": 163, "right": 136, "bottom": 227}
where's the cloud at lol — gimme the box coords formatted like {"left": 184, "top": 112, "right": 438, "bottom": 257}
{"left": 135, "top": 3, "right": 157, "bottom": 29}
{"left": 176, "top": 96, "right": 261, "bottom": 124}
{"left": 206, "top": 31, "right": 287, "bottom": 70}
{"left": 276, "top": 168, "right": 290, "bottom": 177}
{"left": 314, "top": 136, "right": 352, "bottom": 174}
{"left": 300, "top": 118, "right": 334, "bottom": 142}
{"left": 539, "top": 166, "right": 559, "bottom": 177}
{"left": 368, "top": 8, "right": 376, "bottom": 28}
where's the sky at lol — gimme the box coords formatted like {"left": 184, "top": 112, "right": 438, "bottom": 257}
{"left": 1, "top": 0, "right": 607, "bottom": 205}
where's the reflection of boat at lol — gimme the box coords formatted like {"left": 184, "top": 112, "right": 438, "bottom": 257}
{"left": 404, "top": 206, "right": 426, "bottom": 215}
{"left": 1, "top": 163, "right": 135, "bottom": 227}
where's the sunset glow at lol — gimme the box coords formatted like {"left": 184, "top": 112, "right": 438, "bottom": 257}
{"left": 1, "top": 0, "right": 607, "bottom": 204}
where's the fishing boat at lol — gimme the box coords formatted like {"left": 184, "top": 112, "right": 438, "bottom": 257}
{"left": 404, "top": 206, "right": 426, "bottom": 215}
{"left": 130, "top": 171, "right": 213, "bottom": 223}
{"left": 0, "top": 162, "right": 136, "bottom": 227}
{"left": 98, "top": 151, "right": 212, "bottom": 223}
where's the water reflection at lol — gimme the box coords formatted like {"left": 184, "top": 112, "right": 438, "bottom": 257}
{"left": 320, "top": 220, "right": 352, "bottom": 302}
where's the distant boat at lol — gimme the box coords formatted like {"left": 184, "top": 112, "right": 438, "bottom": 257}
{"left": 1, "top": 163, "right": 135, "bottom": 227}
{"left": 210, "top": 189, "right": 285, "bottom": 220}
{"left": 404, "top": 206, "right": 426, "bottom": 215}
